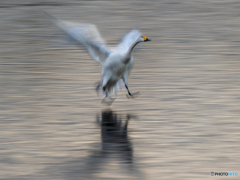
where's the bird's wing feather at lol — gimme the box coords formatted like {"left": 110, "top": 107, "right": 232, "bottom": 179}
{"left": 115, "top": 29, "right": 141, "bottom": 53}
{"left": 45, "top": 12, "right": 111, "bottom": 64}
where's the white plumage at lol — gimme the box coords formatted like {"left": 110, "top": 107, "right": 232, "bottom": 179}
{"left": 45, "top": 13, "right": 150, "bottom": 103}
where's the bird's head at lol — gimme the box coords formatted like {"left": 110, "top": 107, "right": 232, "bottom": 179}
{"left": 141, "top": 35, "right": 151, "bottom": 42}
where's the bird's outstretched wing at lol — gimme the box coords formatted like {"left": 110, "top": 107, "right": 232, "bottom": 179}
{"left": 116, "top": 29, "right": 141, "bottom": 53}
{"left": 45, "top": 12, "right": 111, "bottom": 64}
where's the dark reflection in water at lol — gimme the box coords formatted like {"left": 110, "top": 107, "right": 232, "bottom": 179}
{"left": 97, "top": 109, "right": 134, "bottom": 164}
{"left": 82, "top": 109, "right": 140, "bottom": 179}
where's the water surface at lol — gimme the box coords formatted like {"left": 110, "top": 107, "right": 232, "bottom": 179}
{"left": 0, "top": 1, "right": 240, "bottom": 179}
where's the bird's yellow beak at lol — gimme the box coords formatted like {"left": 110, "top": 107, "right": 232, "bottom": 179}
{"left": 143, "top": 36, "right": 151, "bottom": 42}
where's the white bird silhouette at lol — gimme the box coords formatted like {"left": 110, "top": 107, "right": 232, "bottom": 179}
{"left": 44, "top": 12, "right": 150, "bottom": 104}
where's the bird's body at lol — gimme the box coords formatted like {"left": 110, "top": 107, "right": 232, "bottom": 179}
{"left": 102, "top": 52, "right": 132, "bottom": 97}
{"left": 45, "top": 12, "right": 150, "bottom": 102}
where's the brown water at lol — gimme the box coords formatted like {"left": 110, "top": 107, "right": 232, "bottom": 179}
{"left": 0, "top": 0, "right": 240, "bottom": 179}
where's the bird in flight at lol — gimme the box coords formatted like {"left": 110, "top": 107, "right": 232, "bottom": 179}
{"left": 44, "top": 12, "right": 150, "bottom": 104}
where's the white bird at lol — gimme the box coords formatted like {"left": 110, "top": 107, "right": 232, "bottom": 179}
{"left": 44, "top": 12, "right": 150, "bottom": 103}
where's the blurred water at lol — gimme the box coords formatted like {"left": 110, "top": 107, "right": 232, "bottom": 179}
{"left": 0, "top": 0, "right": 240, "bottom": 179}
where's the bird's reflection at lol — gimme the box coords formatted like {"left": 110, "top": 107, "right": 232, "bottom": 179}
{"left": 82, "top": 109, "right": 139, "bottom": 179}
{"left": 96, "top": 109, "right": 134, "bottom": 164}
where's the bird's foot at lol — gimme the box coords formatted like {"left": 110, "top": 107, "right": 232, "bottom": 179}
{"left": 126, "top": 91, "right": 140, "bottom": 99}
{"left": 101, "top": 98, "right": 116, "bottom": 106}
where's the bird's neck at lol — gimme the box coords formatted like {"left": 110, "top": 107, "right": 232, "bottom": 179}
{"left": 126, "top": 40, "right": 140, "bottom": 57}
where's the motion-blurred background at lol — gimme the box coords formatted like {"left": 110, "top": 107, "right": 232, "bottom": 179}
{"left": 0, "top": 0, "right": 239, "bottom": 179}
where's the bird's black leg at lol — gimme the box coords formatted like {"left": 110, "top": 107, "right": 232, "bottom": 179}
{"left": 125, "top": 84, "right": 132, "bottom": 96}
{"left": 95, "top": 81, "right": 102, "bottom": 94}
{"left": 125, "top": 84, "right": 140, "bottom": 98}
